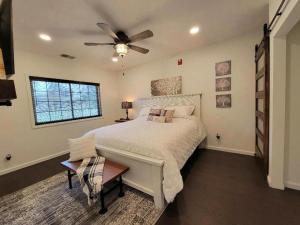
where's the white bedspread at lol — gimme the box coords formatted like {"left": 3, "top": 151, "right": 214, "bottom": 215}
{"left": 85, "top": 116, "right": 206, "bottom": 203}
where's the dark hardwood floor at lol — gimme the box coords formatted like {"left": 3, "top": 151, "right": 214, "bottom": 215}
{"left": 1, "top": 150, "right": 300, "bottom": 225}
{"left": 0, "top": 154, "right": 68, "bottom": 197}
{"left": 156, "top": 149, "right": 300, "bottom": 225}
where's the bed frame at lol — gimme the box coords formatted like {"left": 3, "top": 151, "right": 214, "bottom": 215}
{"left": 96, "top": 93, "right": 203, "bottom": 209}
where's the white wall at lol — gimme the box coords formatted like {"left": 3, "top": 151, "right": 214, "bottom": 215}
{"left": 118, "top": 31, "right": 261, "bottom": 155}
{"left": 285, "top": 20, "right": 300, "bottom": 189}
{"left": 0, "top": 50, "right": 120, "bottom": 175}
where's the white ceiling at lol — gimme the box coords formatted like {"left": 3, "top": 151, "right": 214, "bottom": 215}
{"left": 13, "top": 0, "right": 269, "bottom": 71}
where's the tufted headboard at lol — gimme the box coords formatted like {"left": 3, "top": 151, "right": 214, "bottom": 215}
{"left": 133, "top": 93, "right": 202, "bottom": 119}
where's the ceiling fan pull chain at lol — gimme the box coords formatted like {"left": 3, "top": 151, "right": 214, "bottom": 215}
{"left": 121, "top": 60, "right": 125, "bottom": 76}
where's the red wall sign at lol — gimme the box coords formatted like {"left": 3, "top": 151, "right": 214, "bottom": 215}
{"left": 177, "top": 58, "right": 183, "bottom": 65}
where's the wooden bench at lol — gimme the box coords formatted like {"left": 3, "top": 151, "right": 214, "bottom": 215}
{"left": 61, "top": 159, "right": 129, "bottom": 214}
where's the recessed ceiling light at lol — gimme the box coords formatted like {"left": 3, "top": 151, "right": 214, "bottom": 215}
{"left": 189, "top": 26, "right": 200, "bottom": 35}
{"left": 112, "top": 57, "right": 118, "bottom": 62}
{"left": 39, "top": 33, "right": 52, "bottom": 41}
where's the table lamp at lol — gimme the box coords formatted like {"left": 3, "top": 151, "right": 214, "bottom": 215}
{"left": 121, "top": 101, "right": 132, "bottom": 120}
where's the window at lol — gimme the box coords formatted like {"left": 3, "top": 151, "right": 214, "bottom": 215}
{"left": 29, "top": 76, "right": 102, "bottom": 125}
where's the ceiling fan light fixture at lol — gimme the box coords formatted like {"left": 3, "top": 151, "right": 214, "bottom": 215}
{"left": 115, "top": 43, "right": 128, "bottom": 57}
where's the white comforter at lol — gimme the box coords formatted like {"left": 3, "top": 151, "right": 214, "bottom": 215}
{"left": 85, "top": 116, "right": 206, "bottom": 203}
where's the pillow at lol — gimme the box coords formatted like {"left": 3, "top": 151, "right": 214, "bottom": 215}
{"left": 139, "top": 107, "right": 151, "bottom": 117}
{"left": 160, "top": 109, "right": 175, "bottom": 123}
{"left": 68, "top": 135, "right": 97, "bottom": 162}
{"left": 165, "top": 105, "right": 195, "bottom": 118}
{"left": 152, "top": 116, "right": 166, "bottom": 123}
{"left": 147, "top": 108, "right": 162, "bottom": 121}
{"left": 139, "top": 106, "right": 163, "bottom": 117}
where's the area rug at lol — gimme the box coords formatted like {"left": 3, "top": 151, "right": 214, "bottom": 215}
{"left": 0, "top": 173, "right": 163, "bottom": 225}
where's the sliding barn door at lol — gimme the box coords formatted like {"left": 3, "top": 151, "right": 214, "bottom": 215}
{"left": 255, "top": 24, "right": 270, "bottom": 175}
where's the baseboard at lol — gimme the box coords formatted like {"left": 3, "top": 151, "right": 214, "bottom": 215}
{"left": 267, "top": 175, "right": 285, "bottom": 190}
{"left": 123, "top": 177, "right": 154, "bottom": 196}
{"left": 285, "top": 181, "right": 300, "bottom": 191}
{"left": 267, "top": 175, "right": 272, "bottom": 187}
{"left": 206, "top": 145, "right": 255, "bottom": 156}
{"left": 0, "top": 150, "right": 69, "bottom": 176}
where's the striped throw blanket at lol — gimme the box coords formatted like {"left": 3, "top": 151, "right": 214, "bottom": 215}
{"left": 76, "top": 156, "right": 105, "bottom": 205}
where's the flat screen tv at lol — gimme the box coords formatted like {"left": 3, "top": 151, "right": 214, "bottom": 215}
{"left": 0, "top": 0, "right": 14, "bottom": 75}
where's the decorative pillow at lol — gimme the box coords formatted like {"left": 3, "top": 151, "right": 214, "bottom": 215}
{"left": 147, "top": 108, "right": 163, "bottom": 121}
{"left": 152, "top": 116, "right": 166, "bottom": 123}
{"left": 165, "top": 105, "right": 195, "bottom": 118}
{"left": 139, "top": 106, "right": 162, "bottom": 117}
{"left": 160, "top": 109, "right": 175, "bottom": 123}
{"left": 68, "top": 135, "right": 97, "bottom": 162}
{"left": 139, "top": 107, "right": 151, "bottom": 117}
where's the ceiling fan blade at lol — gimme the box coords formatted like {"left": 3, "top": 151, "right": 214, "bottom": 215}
{"left": 129, "top": 30, "right": 153, "bottom": 43}
{"left": 128, "top": 45, "right": 149, "bottom": 54}
{"left": 97, "top": 23, "right": 119, "bottom": 40}
{"left": 84, "top": 42, "right": 114, "bottom": 46}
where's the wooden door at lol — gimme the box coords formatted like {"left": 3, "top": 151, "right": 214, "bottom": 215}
{"left": 255, "top": 24, "right": 270, "bottom": 175}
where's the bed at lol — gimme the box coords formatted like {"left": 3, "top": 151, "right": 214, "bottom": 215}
{"left": 85, "top": 93, "right": 206, "bottom": 208}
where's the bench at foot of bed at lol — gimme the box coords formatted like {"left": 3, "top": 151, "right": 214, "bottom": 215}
{"left": 60, "top": 159, "right": 129, "bottom": 214}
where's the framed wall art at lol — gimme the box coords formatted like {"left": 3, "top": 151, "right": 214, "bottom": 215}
{"left": 216, "top": 77, "right": 231, "bottom": 92}
{"left": 215, "top": 60, "right": 231, "bottom": 76}
{"left": 216, "top": 94, "right": 231, "bottom": 108}
{"left": 151, "top": 76, "right": 182, "bottom": 96}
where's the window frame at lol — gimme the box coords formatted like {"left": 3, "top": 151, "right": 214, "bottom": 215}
{"left": 29, "top": 76, "right": 102, "bottom": 126}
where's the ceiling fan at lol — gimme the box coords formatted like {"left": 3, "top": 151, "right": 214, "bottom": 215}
{"left": 84, "top": 23, "right": 153, "bottom": 58}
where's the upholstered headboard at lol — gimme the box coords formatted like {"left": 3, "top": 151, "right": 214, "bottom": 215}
{"left": 133, "top": 93, "right": 202, "bottom": 119}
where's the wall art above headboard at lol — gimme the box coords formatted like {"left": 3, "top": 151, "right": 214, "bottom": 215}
{"left": 151, "top": 76, "right": 182, "bottom": 96}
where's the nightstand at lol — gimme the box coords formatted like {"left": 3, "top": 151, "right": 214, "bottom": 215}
{"left": 115, "top": 119, "right": 131, "bottom": 123}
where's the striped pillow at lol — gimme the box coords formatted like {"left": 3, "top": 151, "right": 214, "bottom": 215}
{"left": 160, "top": 109, "right": 175, "bottom": 123}
{"left": 147, "top": 108, "right": 162, "bottom": 121}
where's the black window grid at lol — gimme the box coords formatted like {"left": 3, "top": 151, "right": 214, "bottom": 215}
{"left": 29, "top": 76, "right": 102, "bottom": 125}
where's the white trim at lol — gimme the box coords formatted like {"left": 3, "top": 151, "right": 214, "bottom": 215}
{"left": 267, "top": 175, "right": 272, "bottom": 187}
{"left": 123, "top": 178, "right": 154, "bottom": 196}
{"left": 285, "top": 181, "right": 300, "bottom": 191}
{"left": 271, "top": 0, "right": 300, "bottom": 37}
{"left": 31, "top": 116, "right": 104, "bottom": 129}
{"left": 267, "top": 175, "right": 285, "bottom": 190}
{"left": 0, "top": 150, "right": 69, "bottom": 176}
{"left": 206, "top": 145, "right": 255, "bottom": 156}
{"left": 268, "top": 0, "right": 300, "bottom": 190}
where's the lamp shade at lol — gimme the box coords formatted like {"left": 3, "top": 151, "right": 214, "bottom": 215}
{"left": 121, "top": 101, "right": 132, "bottom": 109}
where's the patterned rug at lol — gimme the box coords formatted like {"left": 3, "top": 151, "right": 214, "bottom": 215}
{"left": 0, "top": 173, "right": 163, "bottom": 225}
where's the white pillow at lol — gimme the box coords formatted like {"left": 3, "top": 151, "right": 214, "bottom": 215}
{"left": 139, "top": 107, "right": 151, "bottom": 117}
{"left": 139, "top": 106, "right": 163, "bottom": 117}
{"left": 165, "top": 105, "right": 195, "bottom": 118}
{"left": 68, "top": 135, "right": 97, "bottom": 162}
